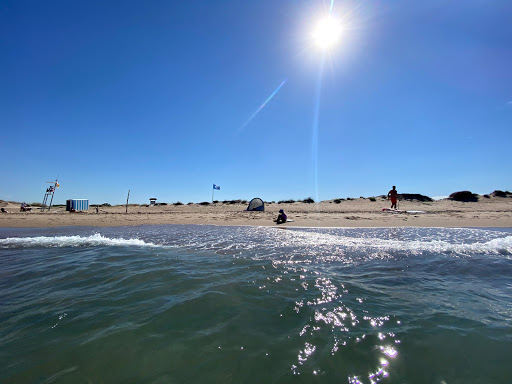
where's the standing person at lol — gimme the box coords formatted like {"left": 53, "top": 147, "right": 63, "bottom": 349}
{"left": 388, "top": 186, "right": 398, "bottom": 209}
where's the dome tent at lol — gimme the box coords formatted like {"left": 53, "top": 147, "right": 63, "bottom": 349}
{"left": 246, "top": 198, "right": 264, "bottom": 211}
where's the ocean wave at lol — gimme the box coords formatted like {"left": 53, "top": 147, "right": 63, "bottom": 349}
{"left": 389, "top": 236, "right": 512, "bottom": 256}
{"left": 1, "top": 227, "right": 510, "bottom": 256}
{"left": 0, "top": 233, "right": 160, "bottom": 249}
{"left": 271, "top": 230, "right": 512, "bottom": 257}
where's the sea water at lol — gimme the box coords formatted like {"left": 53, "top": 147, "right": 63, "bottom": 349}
{"left": 1, "top": 225, "right": 511, "bottom": 383}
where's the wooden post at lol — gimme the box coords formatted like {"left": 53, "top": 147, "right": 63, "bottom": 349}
{"left": 126, "top": 190, "right": 130, "bottom": 213}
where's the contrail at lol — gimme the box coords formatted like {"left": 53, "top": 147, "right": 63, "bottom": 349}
{"left": 239, "top": 79, "right": 287, "bottom": 131}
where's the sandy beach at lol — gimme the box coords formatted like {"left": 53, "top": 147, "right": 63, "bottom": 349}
{"left": 1, "top": 196, "right": 511, "bottom": 228}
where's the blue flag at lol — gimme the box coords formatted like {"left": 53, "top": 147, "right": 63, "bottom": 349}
{"left": 213, "top": 184, "right": 220, "bottom": 190}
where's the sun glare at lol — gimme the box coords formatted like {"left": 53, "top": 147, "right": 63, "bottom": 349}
{"left": 312, "top": 15, "right": 343, "bottom": 50}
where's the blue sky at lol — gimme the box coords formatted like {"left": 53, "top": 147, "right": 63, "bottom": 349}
{"left": 1, "top": 0, "right": 511, "bottom": 205}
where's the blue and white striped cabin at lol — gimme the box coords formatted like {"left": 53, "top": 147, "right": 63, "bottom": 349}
{"left": 66, "top": 199, "right": 89, "bottom": 211}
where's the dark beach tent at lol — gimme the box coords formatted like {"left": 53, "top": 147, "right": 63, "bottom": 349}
{"left": 246, "top": 198, "right": 264, "bottom": 211}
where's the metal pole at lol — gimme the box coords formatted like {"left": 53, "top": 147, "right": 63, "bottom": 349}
{"left": 48, "top": 191, "right": 55, "bottom": 211}
{"left": 126, "top": 190, "right": 130, "bottom": 213}
{"left": 41, "top": 192, "right": 47, "bottom": 211}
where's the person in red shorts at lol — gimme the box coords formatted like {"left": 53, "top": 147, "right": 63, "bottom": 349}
{"left": 388, "top": 186, "right": 398, "bottom": 209}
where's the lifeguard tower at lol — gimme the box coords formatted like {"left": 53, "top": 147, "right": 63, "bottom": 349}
{"left": 149, "top": 198, "right": 157, "bottom": 206}
{"left": 41, "top": 179, "right": 60, "bottom": 211}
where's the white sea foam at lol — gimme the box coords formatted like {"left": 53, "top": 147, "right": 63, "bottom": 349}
{"left": 277, "top": 230, "right": 512, "bottom": 256}
{"left": 0, "top": 233, "right": 159, "bottom": 248}
{"left": 394, "top": 236, "right": 512, "bottom": 255}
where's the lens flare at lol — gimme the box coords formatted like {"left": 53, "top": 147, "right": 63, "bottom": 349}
{"left": 239, "top": 79, "right": 287, "bottom": 132}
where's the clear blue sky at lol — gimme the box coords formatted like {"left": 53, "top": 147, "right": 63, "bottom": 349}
{"left": 1, "top": 0, "right": 511, "bottom": 205}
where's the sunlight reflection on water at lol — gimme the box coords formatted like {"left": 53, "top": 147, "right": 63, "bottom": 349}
{"left": 1, "top": 226, "right": 511, "bottom": 383}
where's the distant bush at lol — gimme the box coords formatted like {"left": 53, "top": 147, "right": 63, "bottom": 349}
{"left": 30, "top": 202, "right": 43, "bottom": 207}
{"left": 278, "top": 200, "right": 296, "bottom": 204}
{"left": 173, "top": 201, "right": 184, "bottom": 206}
{"left": 212, "top": 200, "right": 219, "bottom": 204}
{"left": 156, "top": 202, "right": 167, "bottom": 206}
{"left": 333, "top": 199, "right": 343, "bottom": 204}
{"left": 398, "top": 194, "right": 433, "bottom": 202}
{"left": 101, "top": 203, "right": 111, "bottom": 207}
{"left": 302, "top": 197, "right": 315, "bottom": 204}
{"left": 483, "top": 195, "right": 490, "bottom": 198}
{"left": 449, "top": 191, "right": 478, "bottom": 202}
{"left": 369, "top": 197, "right": 376, "bottom": 202}
{"left": 347, "top": 198, "right": 354, "bottom": 201}
{"left": 187, "top": 202, "right": 194, "bottom": 205}
{"left": 492, "top": 190, "right": 512, "bottom": 198}
{"left": 199, "top": 201, "right": 210, "bottom": 206}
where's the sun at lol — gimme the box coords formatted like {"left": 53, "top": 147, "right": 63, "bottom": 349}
{"left": 312, "top": 15, "right": 343, "bottom": 50}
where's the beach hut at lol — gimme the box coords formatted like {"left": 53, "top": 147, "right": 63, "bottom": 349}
{"left": 149, "top": 198, "right": 157, "bottom": 206}
{"left": 246, "top": 198, "right": 264, "bottom": 211}
{"left": 66, "top": 199, "right": 89, "bottom": 211}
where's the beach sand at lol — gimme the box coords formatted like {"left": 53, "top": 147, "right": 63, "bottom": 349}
{"left": 1, "top": 197, "right": 511, "bottom": 228}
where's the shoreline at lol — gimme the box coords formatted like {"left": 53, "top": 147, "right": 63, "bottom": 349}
{"left": 1, "top": 224, "right": 512, "bottom": 233}
{"left": 1, "top": 198, "right": 511, "bottom": 229}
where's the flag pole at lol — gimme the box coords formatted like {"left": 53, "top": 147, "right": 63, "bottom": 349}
{"left": 212, "top": 184, "right": 214, "bottom": 203}
{"left": 126, "top": 190, "right": 130, "bottom": 213}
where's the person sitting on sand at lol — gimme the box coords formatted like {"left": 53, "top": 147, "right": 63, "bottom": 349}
{"left": 1, "top": 208, "right": 8, "bottom": 213}
{"left": 275, "top": 209, "right": 287, "bottom": 224}
{"left": 388, "top": 186, "right": 398, "bottom": 209}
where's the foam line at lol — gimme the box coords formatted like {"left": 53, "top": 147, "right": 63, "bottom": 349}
{"left": 277, "top": 231, "right": 512, "bottom": 256}
{"left": 0, "top": 234, "right": 159, "bottom": 248}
